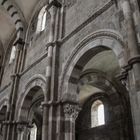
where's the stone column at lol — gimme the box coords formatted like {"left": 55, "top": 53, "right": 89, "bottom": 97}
{"left": 42, "top": 0, "right": 61, "bottom": 140}
{"left": 17, "top": 125, "right": 25, "bottom": 140}
{"left": 120, "top": 0, "right": 140, "bottom": 139}
{"left": 63, "top": 103, "right": 81, "bottom": 140}
{"left": 41, "top": 102, "right": 49, "bottom": 140}
{"left": 22, "top": 127, "right": 30, "bottom": 140}
{"left": 5, "top": 39, "right": 25, "bottom": 140}
{"left": 16, "top": 122, "right": 32, "bottom": 140}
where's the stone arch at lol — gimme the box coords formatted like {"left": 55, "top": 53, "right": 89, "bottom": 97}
{"left": 26, "top": 1, "right": 51, "bottom": 45}
{"left": 0, "top": 0, "right": 25, "bottom": 42}
{"left": 27, "top": 0, "right": 48, "bottom": 27}
{"left": 0, "top": 98, "right": 9, "bottom": 111}
{"left": 78, "top": 70, "right": 117, "bottom": 95}
{"left": 60, "top": 30, "right": 127, "bottom": 100}
{"left": 27, "top": 1, "right": 49, "bottom": 34}
{"left": 16, "top": 74, "right": 46, "bottom": 120}
{"left": 76, "top": 70, "right": 132, "bottom": 140}
{"left": 78, "top": 70, "right": 128, "bottom": 118}
{"left": 19, "top": 86, "right": 44, "bottom": 122}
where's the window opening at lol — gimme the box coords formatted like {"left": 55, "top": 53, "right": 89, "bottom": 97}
{"left": 30, "top": 123, "right": 37, "bottom": 140}
{"left": 91, "top": 100, "right": 105, "bottom": 127}
{"left": 9, "top": 46, "right": 16, "bottom": 64}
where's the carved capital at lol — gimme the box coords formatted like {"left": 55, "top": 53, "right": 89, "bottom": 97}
{"left": 63, "top": 103, "right": 81, "bottom": 120}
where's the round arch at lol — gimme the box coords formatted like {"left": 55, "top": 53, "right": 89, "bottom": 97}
{"left": 0, "top": 98, "right": 9, "bottom": 111}
{"left": 27, "top": 0, "right": 48, "bottom": 27}
{"left": 16, "top": 74, "right": 46, "bottom": 120}
{"left": 78, "top": 70, "right": 128, "bottom": 117}
{"left": 26, "top": 0, "right": 49, "bottom": 38}
{"left": 78, "top": 70, "right": 117, "bottom": 95}
{"left": 0, "top": 0, "right": 26, "bottom": 42}
{"left": 60, "top": 30, "right": 127, "bottom": 101}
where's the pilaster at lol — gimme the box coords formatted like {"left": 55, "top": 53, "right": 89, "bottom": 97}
{"left": 119, "top": 0, "right": 140, "bottom": 139}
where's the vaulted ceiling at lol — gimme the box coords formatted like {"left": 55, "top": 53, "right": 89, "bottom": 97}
{"left": 0, "top": 0, "right": 41, "bottom": 52}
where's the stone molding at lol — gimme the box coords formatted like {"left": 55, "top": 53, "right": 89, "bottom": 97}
{"left": 0, "top": 0, "right": 25, "bottom": 43}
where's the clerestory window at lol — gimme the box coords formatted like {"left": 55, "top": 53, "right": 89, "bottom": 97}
{"left": 36, "top": 6, "right": 47, "bottom": 33}
{"left": 9, "top": 46, "right": 16, "bottom": 64}
{"left": 91, "top": 100, "right": 105, "bottom": 127}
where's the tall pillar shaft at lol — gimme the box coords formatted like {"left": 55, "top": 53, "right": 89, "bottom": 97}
{"left": 2, "top": 33, "right": 25, "bottom": 140}
{"left": 121, "top": 0, "right": 140, "bottom": 139}
{"left": 42, "top": 1, "right": 61, "bottom": 140}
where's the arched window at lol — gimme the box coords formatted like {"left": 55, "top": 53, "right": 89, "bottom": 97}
{"left": 9, "top": 46, "right": 16, "bottom": 64}
{"left": 36, "top": 6, "right": 47, "bottom": 33}
{"left": 30, "top": 123, "right": 37, "bottom": 140}
{"left": 91, "top": 100, "right": 105, "bottom": 127}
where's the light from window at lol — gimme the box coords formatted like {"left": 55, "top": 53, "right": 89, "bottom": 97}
{"left": 36, "top": 6, "right": 47, "bottom": 33}
{"left": 98, "top": 104, "right": 105, "bottom": 125}
{"left": 41, "top": 11, "right": 47, "bottom": 31}
{"left": 91, "top": 100, "right": 105, "bottom": 127}
{"left": 30, "top": 123, "right": 37, "bottom": 140}
{"left": 9, "top": 46, "right": 16, "bottom": 64}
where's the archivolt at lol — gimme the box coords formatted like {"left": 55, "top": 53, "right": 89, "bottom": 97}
{"left": 0, "top": 0, "right": 25, "bottom": 42}
{"left": 16, "top": 74, "right": 46, "bottom": 120}
{"left": 60, "top": 30, "right": 127, "bottom": 100}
